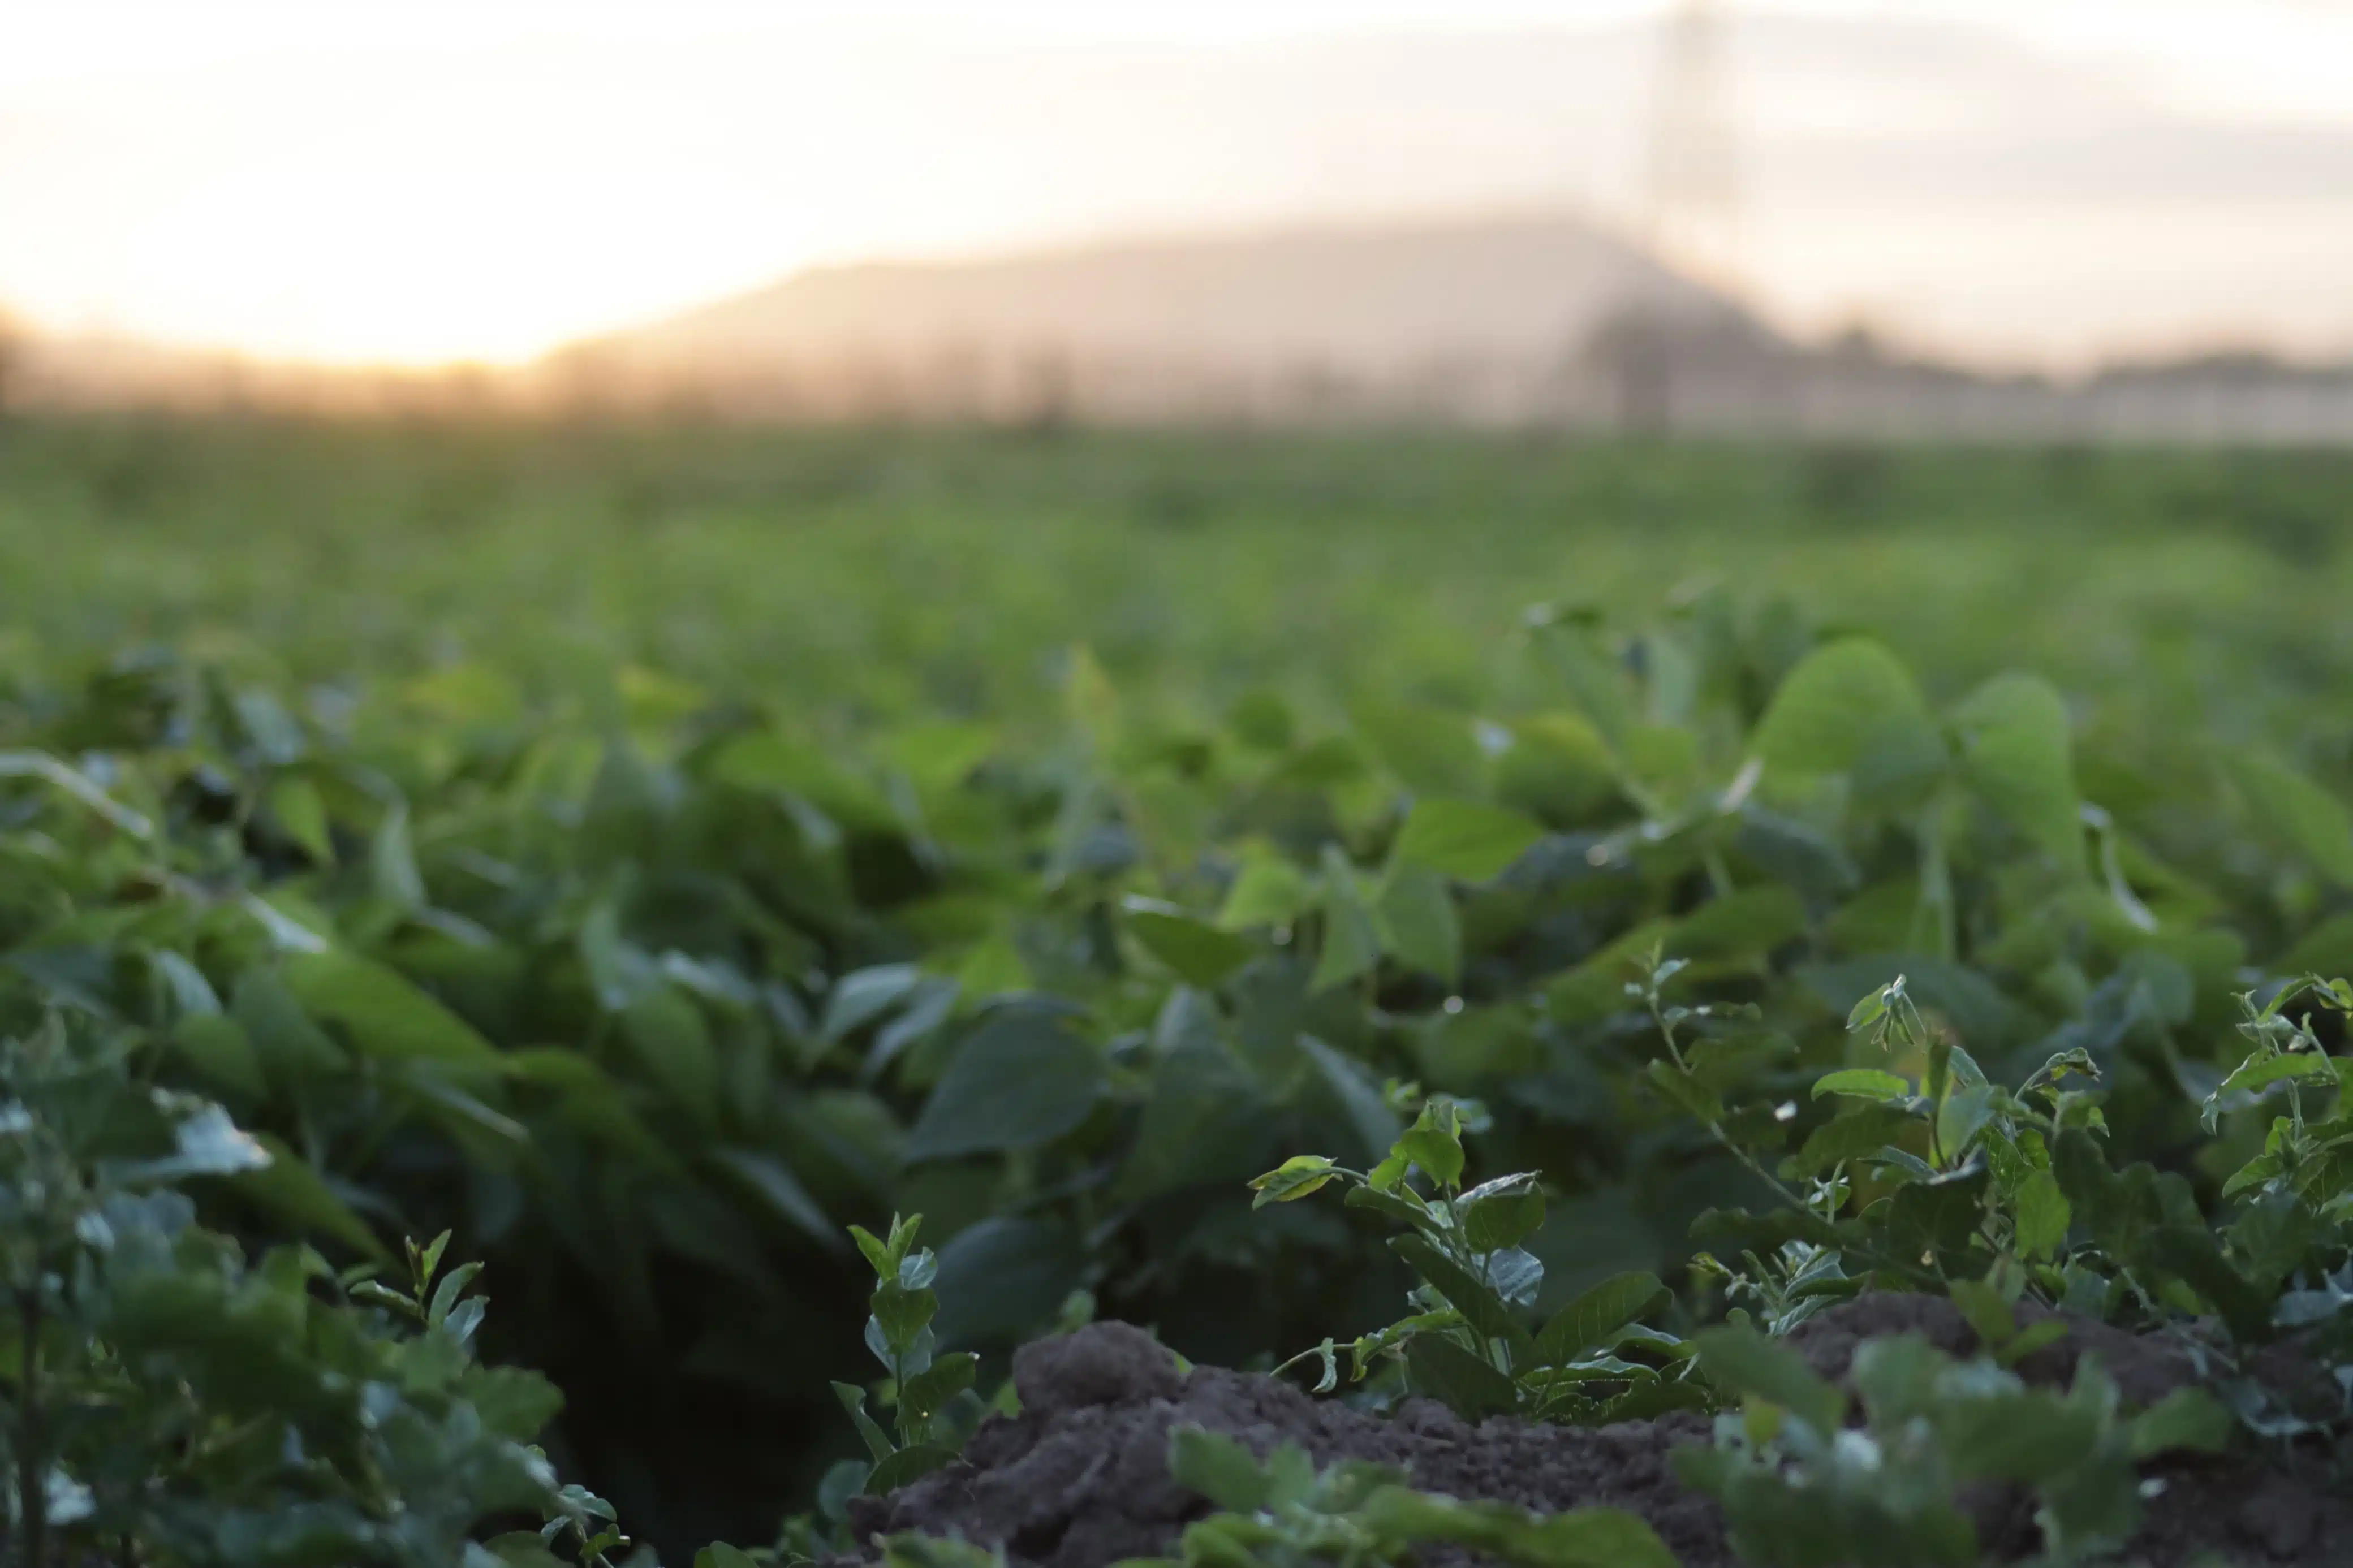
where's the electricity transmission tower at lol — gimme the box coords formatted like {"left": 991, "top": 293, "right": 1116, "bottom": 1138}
{"left": 1644, "top": 0, "right": 1741, "bottom": 289}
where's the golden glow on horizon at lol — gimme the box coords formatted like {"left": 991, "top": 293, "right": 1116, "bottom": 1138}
{"left": 4, "top": 1, "right": 2351, "bottom": 370}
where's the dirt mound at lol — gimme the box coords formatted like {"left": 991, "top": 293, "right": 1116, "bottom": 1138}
{"left": 847, "top": 1304, "right": 2347, "bottom": 1567}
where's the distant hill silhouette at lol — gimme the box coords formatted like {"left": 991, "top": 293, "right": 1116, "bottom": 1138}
{"left": 574, "top": 211, "right": 1747, "bottom": 381}
{"left": 10, "top": 210, "right": 2350, "bottom": 441}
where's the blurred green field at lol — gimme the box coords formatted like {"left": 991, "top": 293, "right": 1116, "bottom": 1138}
{"left": 8, "top": 415, "right": 2353, "bottom": 1561}
{"left": 8, "top": 417, "right": 2350, "bottom": 741}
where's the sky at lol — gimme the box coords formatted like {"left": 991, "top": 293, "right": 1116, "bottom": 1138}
{"left": 3, "top": 1, "right": 2350, "bottom": 371}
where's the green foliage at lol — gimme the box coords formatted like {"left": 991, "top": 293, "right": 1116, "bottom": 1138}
{"left": 833, "top": 1214, "right": 982, "bottom": 1497}
{"left": 1252, "top": 1096, "right": 1701, "bottom": 1424}
{"left": 1678, "top": 1322, "right": 2229, "bottom": 1566}
{"left": 0, "top": 1011, "right": 628, "bottom": 1568}
{"left": 10, "top": 424, "right": 2353, "bottom": 1559}
{"left": 1140, "top": 1427, "right": 1678, "bottom": 1568}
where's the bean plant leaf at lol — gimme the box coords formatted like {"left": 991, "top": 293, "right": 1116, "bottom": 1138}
{"left": 1168, "top": 1428, "right": 1273, "bottom": 1513}
{"left": 1390, "top": 1234, "right": 1535, "bottom": 1358}
{"left": 1536, "top": 1271, "right": 1670, "bottom": 1364}
{"left": 1376, "top": 863, "right": 1463, "bottom": 984}
{"left": 1812, "top": 1069, "right": 1911, "bottom": 1102}
{"left": 1312, "top": 846, "right": 1385, "bottom": 992}
{"left": 864, "top": 1444, "right": 958, "bottom": 1496}
{"left": 2232, "top": 752, "right": 2353, "bottom": 888}
{"left": 1458, "top": 1174, "right": 1546, "bottom": 1254}
{"left": 1950, "top": 672, "right": 2083, "bottom": 869}
{"left": 1122, "top": 897, "right": 1259, "bottom": 988}
{"left": 1218, "top": 853, "right": 1315, "bottom": 931}
{"left": 1752, "top": 637, "right": 1937, "bottom": 778}
{"left": 279, "top": 952, "right": 498, "bottom": 1063}
{"left": 1693, "top": 1323, "right": 1846, "bottom": 1435}
{"left": 1786, "top": 1103, "right": 1919, "bottom": 1179}
{"left": 1403, "top": 1333, "right": 1520, "bottom": 1419}
{"left": 904, "top": 1010, "right": 1106, "bottom": 1161}
{"left": 1251, "top": 1155, "right": 1342, "bottom": 1207}
{"left": 1392, "top": 800, "right": 1546, "bottom": 882}
{"left": 708, "top": 1149, "right": 839, "bottom": 1250}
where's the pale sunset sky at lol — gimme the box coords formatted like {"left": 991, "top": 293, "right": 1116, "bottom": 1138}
{"left": 3, "top": 1, "right": 2349, "bottom": 371}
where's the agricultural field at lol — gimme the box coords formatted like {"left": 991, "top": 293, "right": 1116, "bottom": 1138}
{"left": 5, "top": 415, "right": 2353, "bottom": 1567}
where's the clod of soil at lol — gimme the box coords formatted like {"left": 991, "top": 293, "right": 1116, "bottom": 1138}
{"left": 847, "top": 1301, "right": 2350, "bottom": 1568}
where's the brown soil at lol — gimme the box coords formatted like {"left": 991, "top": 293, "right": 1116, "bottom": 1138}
{"left": 847, "top": 1298, "right": 2350, "bottom": 1567}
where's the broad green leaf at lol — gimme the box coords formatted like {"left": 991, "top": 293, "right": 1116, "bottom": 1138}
{"left": 1458, "top": 1174, "right": 1547, "bottom": 1254}
{"left": 280, "top": 952, "right": 497, "bottom": 1063}
{"left": 878, "top": 722, "right": 996, "bottom": 794}
{"left": 1646, "top": 1058, "right": 1722, "bottom": 1124}
{"left": 695, "top": 1547, "right": 760, "bottom": 1568}
{"left": 1936, "top": 1082, "right": 1998, "bottom": 1161}
{"left": 371, "top": 801, "right": 426, "bottom": 910}
{"left": 1811, "top": 1069, "right": 1910, "bottom": 1102}
{"left": 1389, "top": 1104, "right": 1467, "bottom": 1190}
{"left": 231, "top": 1134, "right": 386, "bottom": 1259}
{"left": 1493, "top": 711, "right": 1619, "bottom": 822}
{"left": 1300, "top": 1035, "right": 1405, "bottom": 1163}
{"left": 2231, "top": 752, "right": 2353, "bottom": 888}
{"left": 820, "top": 964, "right": 925, "bottom": 1043}
{"left": 1786, "top": 1103, "right": 1919, "bottom": 1179}
{"left": 1391, "top": 1235, "right": 1534, "bottom": 1358}
{"left": 1527, "top": 615, "right": 1634, "bottom": 753}
{"left": 1490, "top": 1509, "right": 1678, "bottom": 1568}
{"left": 1403, "top": 1333, "right": 1520, "bottom": 1419}
{"left": 870, "top": 1277, "right": 938, "bottom": 1353}
{"left": 708, "top": 1149, "right": 839, "bottom": 1250}
{"left": 619, "top": 986, "right": 722, "bottom": 1125}
{"left": 904, "top": 1010, "right": 1106, "bottom": 1161}
{"left": 1945, "top": 1277, "right": 2018, "bottom": 1348}
{"left": 1950, "top": 672, "right": 2083, "bottom": 869}
{"left": 1167, "top": 1427, "right": 1272, "bottom": 1513}
{"left": 2214, "top": 1050, "right": 2337, "bottom": 1100}
{"left": 398, "top": 1063, "right": 528, "bottom": 1151}
{"left": 2143, "top": 1224, "right": 2272, "bottom": 1342}
{"left": 266, "top": 774, "right": 334, "bottom": 863}
{"left": 863, "top": 1442, "right": 957, "bottom": 1496}
{"left": 1939, "top": 1392, "right": 2101, "bottom": 1483}
{"left": 170, "top": 1014, "right": 266, "bottom": 1096}
{"left": 2127, "top": 1388, "right": 2233, "bottom": 1460}
{"left": 503, "top": 1047, "right": 677, "bottom": 1170}
{"left": 1669, "top": 884, "right": 1807, "bottom": 962}
{"left": 1752, "top": 637, "right": 1937, "bottom": 778}
{"left": 1376, "top": 863, "right": 1462, "bottom": 984}
{"left": 1121, "top": 897, "right": 1258, "bottom": 988}
{"left": 1118, "top": 1036, "right": 1273, "bottom": 1204}
{"left": 1352, "top": 701, "right": 1486, "bottom": 798}
{"left": 1217, "top": 851, "right": 1315, "bottom": 931}
{"left": 1393, "top": 800, "right": 1545, "bottom": 882}
{"left": 2012, "top": 1169, "right": 2071, "bottom": 1260}
{"left": 231, "top": 967, "right": 345, "bottom": 1077}
{"left": 1311, "top": 846, "right": 1384, "bottom": 993}
{"left": 1250, "top": 1155, "right": 1343, "bottom": 1207}
{"left": 898, "top": 1351, "right": 977, "bottom": 1422}
{"left": 1356, "top": 1492, "right": 1677, "bottom": 1568}
{"left": 1536, "top": 1271, "right": 1670, "bottom": 1364}
{"left": 1693, "top": 1323, "right": 1846, "bottom": 1435}
{"left": 932, "top": 1218, "right": 1087, "bottom": 1347}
